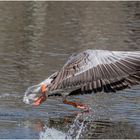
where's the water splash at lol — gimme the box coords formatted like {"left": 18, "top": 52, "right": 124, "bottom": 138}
{"left": 39, "top": 111, "right": 93, "bottom": 139}
{"left": 66, "top": 112, "right": 93, "bottom": 139}
{"left": 23, "top": 84, "right": 41, "bottom": 105}
{"left": 39, "top": 126, "right": 70, "bottom": 139}
{"left": 66, "top": 113, "right": 84, "bottom": 139}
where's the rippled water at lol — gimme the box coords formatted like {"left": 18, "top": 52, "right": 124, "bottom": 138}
{"left": 0, "top": 1, "right": 140, "bottom": 139}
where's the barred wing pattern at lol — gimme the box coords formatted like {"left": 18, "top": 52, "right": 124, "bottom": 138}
{"left": 48, "top": 50, "right": 140, "bottom": 94}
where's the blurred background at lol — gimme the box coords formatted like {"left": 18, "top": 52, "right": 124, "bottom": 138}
{"left": 0, "top": 1, "right": 139, "bottom": 139}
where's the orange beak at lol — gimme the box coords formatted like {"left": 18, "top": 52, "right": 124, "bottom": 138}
{"left": 33, "top": 84, "right": 47, "bottom": 106}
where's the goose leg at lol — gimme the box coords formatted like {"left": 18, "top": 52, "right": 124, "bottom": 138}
{"left": 62, "top": 97, "right": 89, "bottom": 110}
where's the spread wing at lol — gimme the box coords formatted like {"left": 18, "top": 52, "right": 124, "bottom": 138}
{"left": 48, "top": 50, "right": 140, "bottom": 94}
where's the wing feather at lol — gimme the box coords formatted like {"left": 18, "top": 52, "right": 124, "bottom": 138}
{"left": 48, "top": 50, "right": 140, "bottom": 94}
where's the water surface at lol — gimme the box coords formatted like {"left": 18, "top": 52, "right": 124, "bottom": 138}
{"left": 0, "top": 1, "right": 140, "bottom": 139}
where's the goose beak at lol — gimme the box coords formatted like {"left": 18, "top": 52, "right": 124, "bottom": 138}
{"left": 33, "top": 84, "right": 47, "bottom": 106}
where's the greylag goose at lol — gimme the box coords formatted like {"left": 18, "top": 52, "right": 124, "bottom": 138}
{"left": 23, "top": 50, "right": 140, "bottom": 110}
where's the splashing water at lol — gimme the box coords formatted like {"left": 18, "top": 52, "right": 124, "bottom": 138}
{"left": 39, "top": 112, "right": 93, "bottom": 139}
{"left": 66, "top": 112, "right": 93, "bottom": 139}
{"left": 23, "top": 84, "right": 42, "bottom": 105}
{"left": 39, "top": 127, "right": 69, "bottom": 139}
{"left": 66, "top": 113, "right": 84, "bottom": 139}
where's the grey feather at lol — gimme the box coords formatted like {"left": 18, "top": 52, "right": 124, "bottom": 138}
{"left": 47, "top": 50, "right": 140, "bottom": 96}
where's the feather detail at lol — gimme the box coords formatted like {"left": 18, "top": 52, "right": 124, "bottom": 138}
{"left": 47, "top": 50, "right": 140, "bottom": 96}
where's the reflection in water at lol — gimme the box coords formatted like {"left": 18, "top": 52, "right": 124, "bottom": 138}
{"left": 39, "top": 113, "right": 94, "bottom": 139}
{"left": 0, "top": 1, "right": 139, "bottom": 139}
{"left": 37, "top": 112, "right": 140, "bottom": 139}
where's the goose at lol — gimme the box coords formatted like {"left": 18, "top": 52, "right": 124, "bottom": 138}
{"left": 23, "top": 49, "right": 140, "bottom": 110}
